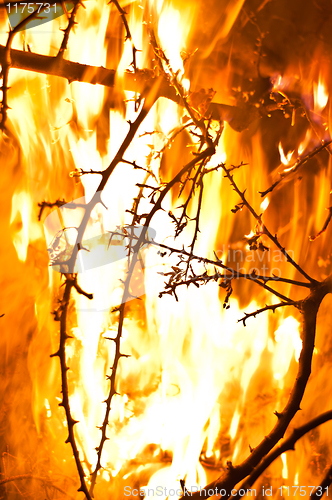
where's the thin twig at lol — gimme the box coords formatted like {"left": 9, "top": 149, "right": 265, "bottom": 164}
{"left": 51, "top": 276, "right": 93, "bottom": 499}
{"left": 180, "top": 275, "right": 332, "bottom": 499}
{"left": 155, "top": 121, "right": 194, "bottom": 158}
{"left": 37, "top": 199, "right": 67, "bottom": 220}
{"left": 222, "top": 163, "right": 318, "bottom": 284}
{"left": 57, "top": 0, "right": 83, "bottom": 58}
{"left": 233, "top": 410, "right": 332, "bottom": 497}
{"left": 89, "top": 180, "right": 151, "bottom": 495}
{"left": 238, "top": 301, "right": 298, "bottom": 326}
{"left": 259, "top": 140, "right": 332, "bottom": 197}
{"left": 0, "top": 474, "right": 76, "bottom": 498}
{"left": 109, "top": 0, "right": 138, "bottom": 71}
{"left": 43, "top": 91, "right": 155, "bottom": 496}
{"left": 310, "top": 207, "right": 332, "bottom": 241}
{"left": 99, "top": 230, "right": 315, "bottom": 291}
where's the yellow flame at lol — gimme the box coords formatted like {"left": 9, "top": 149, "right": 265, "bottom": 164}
{"left": 281, "top": 452, "right": 288, "bottom": 479}
{"left": 278, "top": 142, "right": 294, "bottom": 166}
{"left": 298, "top": 129, "right": 311, "bottom": 155}
{"left": 260, "top": 197, "right": 269, "bottom": 212}
{"left": 314, "top": 76, "right": 328, "bottom": 112}
{"left": 10, "top": 191, "right": 42, "bottom": 261}
{"left": 229, "top": 409, "right": 240, "bottom": 440}
{"left": 272, "top": 316, "right": 301, "bottom": 388}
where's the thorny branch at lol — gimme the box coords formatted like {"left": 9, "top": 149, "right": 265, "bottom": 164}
{"left": 232, "top": 410, "right": 332, "bottom": 497}
{"left": 109, "top": 0, "right": 138, "bottom": 71}
{"left": 259, "top": 139, "right": 332, "bottom": 197}
{"left": 57, "top": 0, "right": 83, "bottom": 58}
{"left": 0, "top": 6, "right": 42, "bottom": 128}
{"left": 180, "top": 276, "right": 332, "bottom": 499}
{"left": 89, "top": 177, "right": 151, "bottom": 495}
{"left": 5, "top": 0, "right": 332, "bottom": 497}
{"left": 310, "top": 207, "right": 332, "bottom": 242}
{"left": 222, "top": 162, "right": 318, "bottom": 284}
{"left": 46, "top": 95, "right": 153, "bottom": 498}
{"left": 0, "top": 0, "right": 82, "bottom": 128}
{"left": 238, "top": 301, "right": 298, "bottom": 326}
{"left": 37, "top": 199, "right": 68, "bottom": 220}
{"left": 51, "top": 275, "right": 92, "bottom": 500}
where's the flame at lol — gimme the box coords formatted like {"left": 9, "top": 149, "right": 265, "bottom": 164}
{"left": 156, "top": 2, "right": 195, "bottom": 79}
{"left": 298, "top": 129, "right": 311, "bottom": 156}
{"left": 278, "top": 142, "right": 294, "bottom": 166}
{"left": 314, "top": 76, "right": 328, "bottom": 112}
{"left": 260, "top": 197, "right": 269, "bottom": 212}
{"left": 2, "top": 0, "right": 332, "bottom": 497}
{"left": 10, "top": 190, "right": 42, "bottom": 261}
{"left": 272, "top": 316, "right": 301, "bottom": 389}
{"left": 281, "top": 452, "right": 288, "bottom": 479}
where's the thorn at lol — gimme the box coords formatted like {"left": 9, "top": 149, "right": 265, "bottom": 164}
{"left": 99, "top": 199, "right": 108, "bottom": 209}
{"left": 69, "top": 418, "right": 79, "bottom": 426}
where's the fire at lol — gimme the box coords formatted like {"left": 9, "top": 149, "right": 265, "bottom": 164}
{"left": 278, "top": 143, "right": 294, "bottom": 166}
{"left": 314, "top": 76, "right": 328, "bottom": 113}
{"left": 10, "top": 190, "right": 40, "bottom": 261}
{"left": 1, "top": 0, "right": 332, "bottom": 498}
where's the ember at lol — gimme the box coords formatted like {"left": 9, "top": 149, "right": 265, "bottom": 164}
{"left": 1, "top": 0, "right": 332, "bottom": 499}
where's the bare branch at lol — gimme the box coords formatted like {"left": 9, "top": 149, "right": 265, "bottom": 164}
{"left": 37, "top": 199, "right": 67, "bottom": 220}
{"left": 310, "top": 207, "right": 332, "bottom": 241}
{"left": 238, "top": 301, "right": 298, "bottom": 326}
{"left": 57, "top": 1, "right": 83, "bottom": 58}
{"left": 222, "top": 163, "right": 318, "bottom": 284}
{"left": 233, "top": 410, "right": 332, "bottom": 497}
{"left": 180, "top": 275, "right": 332, "bottom": 499}
{"left": 1, "top": 6, "right": 46, "bottom": 128}
{"left": 50, "top": 275, "right": 92, "bottom": 499}
{"left": 259, "top": 140, "right": 332, "bottom": 197}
